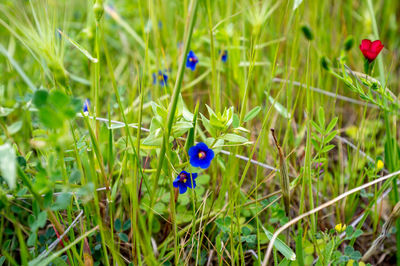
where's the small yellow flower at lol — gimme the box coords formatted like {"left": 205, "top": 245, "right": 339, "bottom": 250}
{"left": 377, "top": 160, "right": 384, "bottom": 171}
{"left": 346, "top": 260, "right": 365, "bottom": 266}
{"left": 335, "top": 223, "right": 346, "bottom": 233}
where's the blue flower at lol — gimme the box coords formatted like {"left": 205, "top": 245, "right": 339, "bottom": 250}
{"left": 173, "top": 170, "right": 198, "bottom": 194}
{"left": 220, "top": 50, "right": 228, "bottom": 62}
{"left": 186, "top": 50, "right": 198, "bottom": 71}
{"left": 83, "top": 99, "right": 90, "bottom": 113}
{"left": 188, "top": 142, "right": 214, "bottom": 169}
{"left": 153, "top": 71, "right": 168, "bottom": 87}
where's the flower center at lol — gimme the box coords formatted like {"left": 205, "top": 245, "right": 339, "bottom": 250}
{"left": 189, "top": 57, "right": 197, "bottom": 63}
{"left": 198, "top": 151, "right": 206, "bottom": 159}
{"left": 158, "top": 74, "right": 164, "bottom": 80}
{"left": 179, "top": 173, "right": 187, "bottom": 183}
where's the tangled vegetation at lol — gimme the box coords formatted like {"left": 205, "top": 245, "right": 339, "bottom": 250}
{"left": 1, "top": 0, "right": 400, "bottom": 265}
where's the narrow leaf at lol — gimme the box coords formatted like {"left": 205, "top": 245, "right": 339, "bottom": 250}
{"left": 0, "top": 143, "right": 16, "bottom": 189}
{"left": 58, "top": 29, "right": 98, "bottom": 63}
{"left": 261, "top": 225, "right": 296, "bottom": 261}
{"left": 293, "top": 0, "right": 303, "bottom": 10}
{"left": 267, "top": 94, "right": 291, "bottom": 119}
{"left": 244, "top": 106, "right": 261, "bottom": 122}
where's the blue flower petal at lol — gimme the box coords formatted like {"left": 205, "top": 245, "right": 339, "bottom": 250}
{"left": 198, "top": 159, "right": 211, "bottom": 169}
{"left": 188, "top": 142, "right": 214, "bottom": 169}
{"left": 221, "top": 50, "right": 228, "bottom": 62}
{"left": 187, "top": 179, "right": 196, "bottom": 189}
{"left": 152, "top": 73, "right": 157, "bottom": 85}
{"left": 186, "top": 50, "right": 198, "bottom": 71}
{"left": 206, "top": 148, "right": 215, "bottom": 161}
{"left": 178, "top": 183, "right": 188, "bottom": 194}
{"left": 83, "top": 99, "right": 90, "bottom": 113}
{"left": 173, "top": 177, "right": 180, "bottom": 188}
{"left": 196, "top": 142, "right": 209, "bottom": 150}
{"left": 188, "top": 145, "right": 199, "bottom": 157}
{"left": 190, "top": 156, "right": 201, "bottom": 167}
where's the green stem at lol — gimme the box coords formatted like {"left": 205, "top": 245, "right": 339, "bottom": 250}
{"left": 148, "top": 0, "right": 199, "bottom": 240}
{"left": 367, "top": 1, "right": 400, "bottom": 264}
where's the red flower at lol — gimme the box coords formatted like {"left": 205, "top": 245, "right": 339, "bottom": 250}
{"left": 359, "top": 39, "right": 384, "bottom": 62}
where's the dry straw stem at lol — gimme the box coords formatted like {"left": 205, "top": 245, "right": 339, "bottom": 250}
{"left": 271, "top": 128, "right": 290, "bottom": 217}
{"left": 262, "top": 169, "right": 400, "bottom": 265}
{"left": 362, "top": 201, "right": 400, "bottom": 261}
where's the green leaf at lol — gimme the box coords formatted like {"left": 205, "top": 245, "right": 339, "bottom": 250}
{"left": 317, "top": 107, "right": 325, "bottom": 127}
{"left": 196, "top": 174, "right": 210, "bottom": 185}
{"left": 51, "top": 192, "right": 72, "bottom": 211}
{"left": 119, "top": 232, "right": 129, "bottom": 242}
{"left": 215, "top": 233, "right": 222, "bottom": 252}
{"left": 57, "top": 29, "right": 98, "bottom": 63}
{"left": 244, "top": 106, "right": 261, "bottom": 122}
{"left": 241, "top": 226, "right": 252, "bottom": 236}
{"left": 185, "top": 102, "right": 199, "bottom": 152}
{"left": 123, "top": 219, "right": 131, "bottom": 231}
{"left": 33, "top": 90, "right": 48, "bottom": 108}
{"left": 220, "top": 133, "right": 248, "bottom": 143}
{"left": 352, "top": 229, "right": 363, "bottom": 239}
{"left": 48, "top": 90, "right": 70, "bottom": 109}
{"left": 30, "top": 211, "right": 47, "bottom": 232}
{"left": 326, "top": 117, "right": 338, "bottom": 133}
{"left": 321, "top": 144, "right": 335, "bottom": 153}
{"left": 232, "top": 113, "right": 240, "bottom": 128}
{"left": 322, "top": 240, "right": 335, "bottom": 264}
{"left": 0, "top": 107, "right": 13, "bottom": 117}
{"left": 115, "top": 219, "right": 122, "bottom": 232}
{"left": 200, "top": 113, "right": 216, "bottom": 137}
{"left": 38, "top": 107, "right": 64, "bottom": 129}
{"left": 7, "top": 121, "right": 22, "bottom": 135}
{"left": 293, "top": 0, "right": 303, "bottom": 10}
{"left": 0, "top": 143, "right": 16, "bottom": 189}
{"left": 51, "top": 257, "right": 68, "bottom": 266}
{"left": 142, "top": 134, "right": 162, "bottom": 146}
{"left": 261, "top": 225, "right": 296, "bottom": 261}
{"left": 178, "top": 94, "right": 194, "bottom": 121}
{"left": 311, "top": 121, "right": 323, "bottom": 134}
{"left": 295, "top": 228, "right": 305, "bottom": 266}
{"left": 215, "top": 217, "right": 231, "bottom": 233}
{"left": 267, "top": 94, "right": 291, "bottom": 119}
{"left": 69, "top": 169, "right": 81, "bottom": 183}
{"left": 324, "top": 130, "right": 337, "bottom": 144}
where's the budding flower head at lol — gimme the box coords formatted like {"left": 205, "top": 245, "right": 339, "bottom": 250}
{"left": 320, "top": 56, "right": 331, "bottom": 71}
{"left": 220, "top": 50, "right": 228, "bottom": 62}
{"left": 83, "top": 99, "right": 90, "bottom": 114}
{"left": 344, "top": 36, "right": 354, "bottom": 51}
{"left": 376, "top": 159, "right": 384, "bottom": 171}
{"left": 93, "top": 2, "right": 104, "bottom": 22}
{"left": 335, "top": 223, "right": 346, "bottom": 233}
{"left": 300, "top": 24, "right": 314, "bottom": 41}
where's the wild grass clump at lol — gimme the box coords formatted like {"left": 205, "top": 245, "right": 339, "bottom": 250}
{"left": 1, "top": 0, "right": 400, "bottom": 265}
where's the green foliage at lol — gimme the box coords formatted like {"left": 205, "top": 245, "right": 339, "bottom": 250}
{"left": 311, "top": 107, "right": 338, "bottom": 162}
{"left": 0, "top": 0, "right": 399, "bottom": 265}
{"left": 0, "top": 143, "right": 16, "bottom": 190}
{"left": 33, "top": 90, "right": 81, "bottom": 129}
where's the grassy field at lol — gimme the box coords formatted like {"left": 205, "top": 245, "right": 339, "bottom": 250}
{"left": 1, "top": 0, "right": 400, "bottom": 265}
